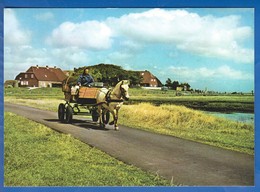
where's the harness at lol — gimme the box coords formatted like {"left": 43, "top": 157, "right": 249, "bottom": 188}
{"left": 96, "top": 82, "right": 128, "bottom": 107}
{"left": 105, "top": 89, "right": 124, "bottom": 103}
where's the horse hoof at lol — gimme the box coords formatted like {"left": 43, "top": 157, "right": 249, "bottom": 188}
{"left": 115, "top": 127, "right": 119, "bottom": 131}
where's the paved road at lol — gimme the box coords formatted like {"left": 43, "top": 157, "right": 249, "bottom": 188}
{"left": 4, "top": 102, "right": 254, "bottom": 186}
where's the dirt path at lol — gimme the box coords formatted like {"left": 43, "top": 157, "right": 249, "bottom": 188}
{"left": 4, "top": 102, "right": 254, "bottom": 186}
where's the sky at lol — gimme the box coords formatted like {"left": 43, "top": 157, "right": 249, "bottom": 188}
{"left": 4, "top": 8, "right": 254, "bottom": 92}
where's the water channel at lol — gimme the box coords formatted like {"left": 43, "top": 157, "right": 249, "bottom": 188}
{"left": 205, "top": 112, "right": 254, "bottom": 123}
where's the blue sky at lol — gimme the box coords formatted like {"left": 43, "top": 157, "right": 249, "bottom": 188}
{"left": 4, "top": 8, "right": 254, "bottom": 92}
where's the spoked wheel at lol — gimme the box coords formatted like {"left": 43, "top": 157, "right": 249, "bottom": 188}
{"left": 65, "top": 105, "right": 73, "bottom": 124}
{"left": 58, "top": 103, "right": 65, "bottom": 122}
{"left": 102, "top": 110, "right": 110, "bottom": 125}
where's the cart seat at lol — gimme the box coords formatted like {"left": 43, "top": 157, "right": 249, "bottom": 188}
{"left": 78, "top": 87, "right": 99, "bottom": 99}
{"left": 76, "top": 87, "right": 99, "bottom": 105}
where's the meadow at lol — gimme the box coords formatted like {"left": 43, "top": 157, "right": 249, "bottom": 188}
{"left": 5, "top": 87, "right": 254, "bottom": 112}
{"left": 4, "top": 87, "right": 254, "bottom": 155}
{"left": 4, "top": 87, "right": 254, "bottom": 186}
{"left": 129, "top": 88, "right": 254, "bottom": 113}
{"left": 4, "top": 112, "right": 171, "bottom": 186}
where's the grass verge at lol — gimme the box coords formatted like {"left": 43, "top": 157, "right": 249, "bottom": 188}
{"left": 4, "top": 87, "right": 254, "bottom": 113}
{"left": 119, "top": 103, "right": 254, "bottom": 155}
{"left": 4, "top": 97, "right": 254, "bottom": 155}
{"left": 4, "top": 112, "right": 171, "bottom": 186}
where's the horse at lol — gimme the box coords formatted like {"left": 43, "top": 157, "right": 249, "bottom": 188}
{"left": 96, "top": 80, "right": 130, "bottom": 130}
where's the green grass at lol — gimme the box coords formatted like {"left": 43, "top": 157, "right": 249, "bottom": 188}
{"left": 4, "top": 97, "right": 64, "bottom": 112}
{"left": 4, "top": 87, "right": 254, "bottom": 186}
{"left": 4, "top": 112, "right": 171, "bottom": 186}
{"left": 4, "top": 87, "right": 63, "bottom": 98}
{"left": 4, "top": 87, "right": 254, "bottom": 155}
{"left": 4, "top": 87, "right": 254, "bottom": 112}
{"left": 4, "top": 88, "right": 254, "bottom": 154}
{"left": 128, "top": 89, "right": 254, "bottom": 113}
{"left": 4, "top": 97, "right": 254, "bottom": 155}
{"left": 119, "top": 103, "right": 254, "bottom": 155}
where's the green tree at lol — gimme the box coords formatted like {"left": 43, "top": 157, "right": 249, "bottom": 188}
{"left": 172, "top": 81, "right": 179, "bottom": 90}
{"left": 165, "top": 78, "right": 172, "bottom": 88}
{"left": 180, "top": 83, "right": 191, "bottom": 91}
{"left": 127, "top": 71, "right": 142, "bottom": 86}
{"left": 73, "top": 63, "right": 143, "bottom": 86}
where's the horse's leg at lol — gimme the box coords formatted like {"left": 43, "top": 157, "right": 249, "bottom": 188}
{"left": 97, "top": 105, "right": 104, "bottom": 128}
{"left": 114, "top": 108, "right": 119, "bottom": 131}
{"left": 109, "top": 109, "right": 116, "bottom": 125}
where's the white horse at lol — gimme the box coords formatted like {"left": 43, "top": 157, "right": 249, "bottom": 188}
{"left": 96, "top": 80, "right": 130, "bottom": 130}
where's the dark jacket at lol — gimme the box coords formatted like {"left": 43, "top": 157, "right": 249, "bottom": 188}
{"left": 77, "top": 74, "right": 94, "bottom": 86}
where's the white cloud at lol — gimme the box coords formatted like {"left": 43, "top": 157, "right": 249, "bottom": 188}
{"left": 4, "top": 46, "right": 52, "bottom": 80}
{"left": 51, "top": 48, "right": 90, "bottom": 69}
{"left": 45, "top": 8, "right": 253, "bottom": 64}
{"left": 106, "top": 8, "right": 254, "bottom": 64}
{"left": 35, "top": 12, "right": 54, "bottom": 21}
{"left": 4, "top": 45, "right": 90, "bottom": 80}
{"left": 4, "top": 7, "right": 254, "bottom": 87}
{"left": 169, "top": 65, "right": 253, "bottom": 80}
{"left": 47, "top": 21, "right": 112, "bottom": 50}
{"left": 108, "top": 51, "right": 133, "bottom": 62}
{"left": 4, "top": 9, "right": 41, "bottom": 80}
{"left": 4, "top": 9, "right": 31, "bottom": 46}
{"left": 120, "top": 40, "right": 143, "bottom": 52}
{"left": 107, "top": 40, "right": 143, "bottom": 63}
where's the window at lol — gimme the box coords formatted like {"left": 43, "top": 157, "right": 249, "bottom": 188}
{"left": 21, "top": 81, "right": 28, "bottom": 85}
{"left": 25, "top": 74, "right": 28, "bottom": 78}
{"left": 31, "top": 74, "right": 34, "bottom": 78}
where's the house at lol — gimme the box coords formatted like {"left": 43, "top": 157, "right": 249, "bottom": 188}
{"left": 15, "top": 65, "right": 67, "bottom": 87}
{"left": 140, "top": 70, "right": 162, "bottom": 87}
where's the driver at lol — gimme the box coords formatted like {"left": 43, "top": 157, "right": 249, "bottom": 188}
{"left": 71, "top": 67, "right": 94, "bottom": 101}
{"left": 77, "top": 68, "right": 94, "bottom": 87}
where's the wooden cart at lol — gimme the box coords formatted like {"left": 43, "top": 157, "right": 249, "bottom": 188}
{"left": 58, "top": 82, "right": 110, "bottom": 124}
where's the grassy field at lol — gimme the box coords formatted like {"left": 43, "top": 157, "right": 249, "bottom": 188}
{"left": 4, "top": 95, "right": 254, "bottom": 155}
{"left": 120, "top": 103, "right": 254, "bottom": 155}
{"left": 4, "top": 112, "right": 171, "bottom": 186}
{"left": 128, "top": 89, "right": 254, "bottom": 113}
{"left": 4, "top": 87, "right": 254, "bottom": 186}
{"left": 4, "top": 87, "right": 254, "bottom": 112}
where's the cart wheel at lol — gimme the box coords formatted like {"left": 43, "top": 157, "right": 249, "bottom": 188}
{"left": 102, "top": 110, "right": 110, "bottom": 125}
{"left": 65, "top": 105, "right": 73, "bottom": 124}
{"left": 58, "top": 103, "right": 65, "bottom": 122}
{"left": 91, "top": 109, "right": 99, "bottom": 122}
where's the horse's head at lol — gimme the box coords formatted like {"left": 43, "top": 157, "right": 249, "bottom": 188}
{"left": 120, "top": 80, "right": 130, "bottom": 101}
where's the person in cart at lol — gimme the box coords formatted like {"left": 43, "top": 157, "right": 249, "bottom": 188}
{"left": 71, "top": 67, "right": 94, "bottom": 100}
{"left": 77, "top": 67, "right": 94, "bottom": 87}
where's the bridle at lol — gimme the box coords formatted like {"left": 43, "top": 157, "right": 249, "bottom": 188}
{"left": 105, "top": 82, "right": 129, "bottom": 103}
{"left": 120, "top": 84, "right": 129, "bottom": 101}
